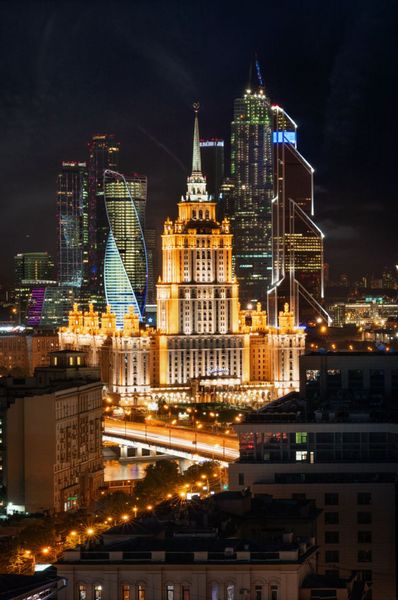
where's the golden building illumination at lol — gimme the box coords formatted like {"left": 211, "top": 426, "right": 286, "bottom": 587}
{"left": 58, "top": 108, "right": 306, "bottom": 405}
{"left": 156, "top": 104, "right": 249, "bottom": 385}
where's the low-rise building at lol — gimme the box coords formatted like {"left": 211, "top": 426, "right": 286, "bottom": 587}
{"left": 0, "top": 331, "right": 58, "bottom": 376}
{"left": 57, "top": 530, "right": 317, "bottom": 600}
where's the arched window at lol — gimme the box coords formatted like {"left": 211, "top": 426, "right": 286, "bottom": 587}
{"left": 199, "top": 210, "right": 203, "bottom": 219}
{"left": 94, "top": 585, "right": 103, "bottom": 600}
{"left": 166, "top": 584, "right": 174, "bottom": 600}
{"left": 121, "top": 584, "right": 131, "bottom": 600}
{"left": 226, "top": 583, "right": 235, "bottom": 600}
{"left": 181, "top": 584, "right": 191, "bottom": 600}
{"left": 77, "top": 584, "right": 87, "bottom": 600}
{"left": 192, "top": 210, "right": 196, "bottom": 219}
{"left": 205, "top": 209, "right": 209, "bottom": 219}
{"left": 254, "top": 582, "right": 265, "bottom": 600}
{"left": 137, "top": 584, "right": 145, "bottom": 600}
{"left": 211, "top": 582, "right": 219, "bottom": 600}
{"left": 270, "top": 584, "right": 279, "bottom": 600}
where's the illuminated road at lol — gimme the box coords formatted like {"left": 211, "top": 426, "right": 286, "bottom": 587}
{"left": 104, "top": 418, "right": 239, "bottom": 462}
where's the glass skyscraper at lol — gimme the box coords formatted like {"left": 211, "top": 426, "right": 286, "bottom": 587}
{"left": 103, "top": 170, "right": 148, "bottom": 327}
{"left": 268, "top": 105, "right": 328, "bottom": 326}
{"left": 227, "top": 80, "right": 274, "bottom": 306}
{"left": 57, "top": 161, "right": 88, "bottom": 287}
{"left": 199, "top": 139, "right": 225, "bottom": 201}
{"left": 87, "top": 134, "right": 120, "bottom": 304}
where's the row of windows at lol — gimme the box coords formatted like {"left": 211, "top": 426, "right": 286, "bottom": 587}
{"left": 325, "top": 531, "right": 372, "bottom": 544}
{"left": 77, "top": 583, "right": 279, "bottom": 600}
{"left": 325, "top": 492, "right": 371, "bottom": 505}
{"left": 324, "top": 512, "right": 372, "bottom": 525}
{"left": 325, "top": 550, "right": 372, "bottom": 563}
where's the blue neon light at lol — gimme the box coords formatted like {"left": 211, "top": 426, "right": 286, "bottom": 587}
{"left": 273, "top": 131, "right": 297, "bottom": 144}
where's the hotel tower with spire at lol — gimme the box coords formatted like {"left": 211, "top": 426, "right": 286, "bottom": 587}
{"left": 156, "top": 104, "right": 250, "bottom": 385}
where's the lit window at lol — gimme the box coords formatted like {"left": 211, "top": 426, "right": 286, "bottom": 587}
{"left": 295, "top": 451, "right": 307, "bottom": 461}
{"left": 226, "top": 584, "right": 234, "bottom": 600}
{"left": 78, "top": 584, "right": 86, "bottom": 600}
{"left": 166, "top": 585, "right": 174, "bottom": 600}
{"left": 137, "top": 585, "right": 145, "bottom": 600}
{"left": 211, "top": 583, "right": 219, "bottom": 600}
{"left": 94, "top": 585, "right": 103, "bottom": 600}
{"left": 122, "top": 585, "right": 130, "bottom": 600}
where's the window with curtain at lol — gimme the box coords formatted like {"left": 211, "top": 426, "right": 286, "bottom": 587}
{"left": 94, "top": 585, "right": 103, "bottom": 600}
{"left": 122, "top": 584, "right": 130, "bottom": 600}
{"left": 78, "top": 584, "right": 87, "bottom": 600}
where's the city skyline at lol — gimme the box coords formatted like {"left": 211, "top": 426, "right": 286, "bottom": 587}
{"left": 0, "top": 1, "right": 397, "bottom": 283}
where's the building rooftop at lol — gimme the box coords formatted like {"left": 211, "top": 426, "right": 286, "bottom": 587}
{"left": 305, "top": 350, "right": 398, "bottom": 357}
{"left": 58, "top": 493, "right": 318, "bottom": 566}
{"left": 59, "top": 533, "right": 316, "bottom": 565}
{"left": 240, "top": 390, "right": 398, "bottom": 425}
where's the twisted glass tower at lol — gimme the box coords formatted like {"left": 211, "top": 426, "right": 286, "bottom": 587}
{"left": 103, "top": 170, "right": 148, "bottom": 327}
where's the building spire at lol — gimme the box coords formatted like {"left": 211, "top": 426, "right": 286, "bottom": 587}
{"left": 192, "top": 102, "right": 202, "bottom": 174}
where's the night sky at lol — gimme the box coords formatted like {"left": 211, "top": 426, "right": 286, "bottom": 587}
{"left": 0, "top": 0, "right": 397, "bottom": 284}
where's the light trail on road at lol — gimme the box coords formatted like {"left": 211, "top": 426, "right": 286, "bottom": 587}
{"left": 104, "top": 418, "right": 239, "bottom": 462}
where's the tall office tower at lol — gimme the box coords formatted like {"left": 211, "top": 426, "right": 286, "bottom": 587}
{"left": 144, "top": 227, "right": 158, "bottom": 306}
{"left": 199, "top": 139, "right": 225, "bottom": 200}
{"left": 15, "top": 252, "right": 56, "bottom": 323}
{"left": 87, "top": 134, "right": 120, "bottom": 301}
{"left": 57, "top": 161, "right": 88, "bottom": 287}
{"left": 157, "top": 106, "right": 249, "bottom": 385}
{"left": 226, "top": 67, "right": 274, "bottom": 306}
{"left": 103, "top": 170, "right": 148, "bottom": 327}
{"left": 15, "top": 252, "right": 54, "bottom": 283}
{"left": 268, "top": 106, "right": 329, "bottom": 326}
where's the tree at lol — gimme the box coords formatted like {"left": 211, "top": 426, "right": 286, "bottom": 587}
{"left": 183, "top": 461, "right": 221, "bottom": 483}
{"left": 134, "top": 460, "right": 181, "bottom": 506}
{"left": 96, "top": 491, "right": 135, "bottom": 517}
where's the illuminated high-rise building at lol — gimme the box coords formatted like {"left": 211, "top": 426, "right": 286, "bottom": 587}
{"left": 200, "top": 139, "right": 224, "bottom": 201}
{"left": 226, "top": 64, "right": 274, "bottom": 306}
{"left": 268, "top": 106, "right": 329, "bottom": 326}
{"left": 144, "top": 227, "right": 159, "bottom": 307}
{"left": 57, "top": 161, "right": 88, "bottom": 287}
{"left": 87, "top": 134, "right": 120, "bottom": 301}
{"left": 157, "top": 105, "right": 250, "bottom": 385}
{"left": 103, "top": 171, "right": 148, "bottom": 327}
{"left": 15, "top": 252, "right": 54, "bottom": 284}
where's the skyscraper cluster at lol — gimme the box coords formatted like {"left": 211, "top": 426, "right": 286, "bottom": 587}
{"left": 51, "top": 136, "right": 149, "bottom": 327}
{"left": 223, "top": 62, "right": 325, "bottom": 324}
{"left": 14, "top": 62, "right": 325, "bottom": 331}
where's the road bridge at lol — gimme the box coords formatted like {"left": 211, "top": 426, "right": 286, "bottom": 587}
{"left": 103, "top": 418, "right": 239, "bottom": 464}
